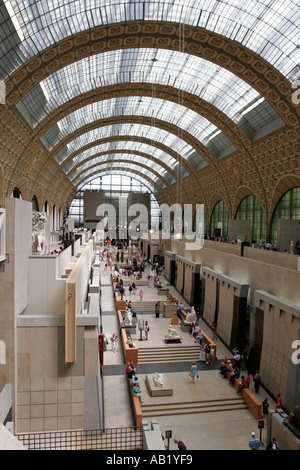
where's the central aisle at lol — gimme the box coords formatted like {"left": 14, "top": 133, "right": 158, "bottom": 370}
{"left": 98, "top": 248, "right": 274, "bottom": 450}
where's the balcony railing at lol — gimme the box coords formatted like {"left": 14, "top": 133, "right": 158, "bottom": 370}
{"left": 17, "top": 426, "right": 143, "bottom": 450}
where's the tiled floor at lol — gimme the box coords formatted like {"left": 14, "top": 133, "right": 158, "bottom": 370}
{"left": 99, "top": 250, "right": 276, "bottom": 451}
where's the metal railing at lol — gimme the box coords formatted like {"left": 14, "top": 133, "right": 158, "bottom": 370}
{"left": 17, "top": 426, "right": 143, "bottom": 451}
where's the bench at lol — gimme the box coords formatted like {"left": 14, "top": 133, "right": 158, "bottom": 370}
{"left": 121, "top": 328, "right": 138, "bottom": 364}
{"left": 226, "top": 371, "right": 262, "bottom": 420}
{"left": 127, "top": 379, "right": 142, "bottom": 428}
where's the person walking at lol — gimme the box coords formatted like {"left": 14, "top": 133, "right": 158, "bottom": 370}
{"left": 110, "top": 334, "right": 116, "bottom": 352}
{"left": 253, "top": 371, "right": 261, "bottom": 393}
{"left": 174, "top": 438, "right": 187, "bottom": 451}
{"left": 190, "top": 362, "right": 198, "bottom": 383}
{"left": 262, "top": 397, "right": 269, "bottom": 422}
{"left": 155, "top": 301, "right": 160, "bottom": 318}
{"left": 266, "top": 437, "right": 280, "bottom": 450}
{"left": 145, "top": 321, "right": 150, "bottom": 340}
{"left": 114, "top": 335, "right": 119, "bottom": 352}
{"left": 212, "top": 321, "right": 217, "bottom": 341}
{"left": 249, "top": 432, "right": 263, "bottom": 450}
{"left": 139, "top": 289, "right": 143, "bottom": 301}
{"left": 275, "top": 393, "right": 283, "bottom": 409}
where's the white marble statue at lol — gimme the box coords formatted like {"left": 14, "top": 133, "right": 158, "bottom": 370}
{"left": 124, "top": 309, "right": 133, "bottom": 325}
{"left": 185, "top": 306, "right": 196, "bottom": 323}
{"left": 32, "top": 210, "right": 47, "bottom": 254}
{"left": 166, "top": 324, "right": 180, "bottom": 338}
{"left": 153, "top": 372, "right": 164, "bottom": 387}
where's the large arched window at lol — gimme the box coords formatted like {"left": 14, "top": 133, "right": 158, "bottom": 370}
{"left": 270, "top": 187, "right": 300, "bottom": 244}
{"left": 210, "top": 201, "right": 229, "bottom": 238}
{"left": 235, "top": 195, "right": 266, "bottom": 243}
{"left": 32, "top": 195, "right": 39, "bottom": 211}
{"left": 12, "top": 187, "right": 22, "bottom": 199}
{"left": 69, "top": 174, "right": 160, "bottom": 228}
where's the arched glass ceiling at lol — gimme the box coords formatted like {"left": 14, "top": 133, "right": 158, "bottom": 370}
{"left": 20, "top": 48, "right": 262, "bottom": 127}
{"left": 42, "top": 96, "right": 233, "bottom": 156}
{"left": 65, "top": 141, "right": 181, "bottom": 178}
{"left": 1, "top": 1, "right": 299, "bottom": 81}
{"left": 54, "top": 123, "right": 198, "bottom": 168}
{"left": 69, "top": 153, "right": 175, "bottom": 185}
{"left": 74, "top": 162, "right": 164, "bottom": 190}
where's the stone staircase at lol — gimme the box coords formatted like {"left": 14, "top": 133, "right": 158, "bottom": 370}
{"left": 138, "top": 345, "right": 200, "bottom": 363}
{"left": 141, "top": 397, "right": 248, "bottom": 418}
{"left": 130, "top": 301, "right": 159, "bottom": 312}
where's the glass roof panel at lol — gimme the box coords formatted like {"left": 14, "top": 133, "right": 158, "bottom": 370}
{"left": 21, "top": 48, "right": 260, "bottom": 128}
{"left": 0, "top": 0, "right": 299, "bottom": 82}
{"left": 69, "top": 153, "right": 170, "bottom": 182}
{"left": 53, "top": 123, "right": 200, "bottom": 169}
{"left": 42, "top": 96, "right": 221, "bottom": 153}
{"left": 73, "top": 162, "right": 165, "bottom": 190}
{"left": 65, "top": 140, "right": 181, "bottom": 176}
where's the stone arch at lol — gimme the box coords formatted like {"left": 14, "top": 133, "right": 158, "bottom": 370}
{"left": 269, "top": 174, "right": 300, "bottom": 225}
{"left": 67, "top": 149, "right": 178, "bottom": 182}
{"left": 71, "top": 159, "right": 171, "bottom": 189}
{"left": 5, "top": 21, "right": 298, "bottom": 128}
{"left": 76, "top": 167, "right": 162, "bottom": 194}
{"left": 14, "top": 178, "right": 28, "bottom": 200}
{"left": 232, "top": 185, "right": 262, "bottom": 219}
{"left": 34, "top": 83, "right": 249, "bottom": 153}
{"left": 31, "top": 194, "right": 39, "bottom": 211}
{"left": 12, "top": 187, "right": 22, "bottom": 199}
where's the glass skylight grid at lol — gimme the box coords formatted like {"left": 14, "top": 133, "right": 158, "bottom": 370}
{"left": 54, "top": 123, "right": 196, "bottom": 167}
{"left": 69, "top": 153, "right": 168, "bottom": 182}
{"left": 0, "top": 0, "right": 299, "bottom": 83}
{"left": 20, "top": 48, "right": 260, "bottom": 128}
{"left": 67, "top": 141, "right": 180, "bottom": 175}
{"left": 42, "top": 95, "right": 219, "bottom": 151}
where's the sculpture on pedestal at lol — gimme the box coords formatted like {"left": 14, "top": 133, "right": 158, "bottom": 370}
{"left": 153, "top": 372, "right": 164, "bottom": 387}
{"left": 185, "top": 306, "right": 196, "bottom": 324}
{"left": 124, "top": 309, "right": 133, "bottom": 326}
{"left": 32, "top": 211, "right": 47, "bottom": 254}
{"left": 166, "top": 324, "right": 180, "bottom": 339}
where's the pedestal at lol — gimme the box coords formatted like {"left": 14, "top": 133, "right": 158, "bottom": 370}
{"left": 163, "top": 303, "right": 177, "bottom": 318}
{"left": 146, "top": 375, "right": 173, "bottom": 397}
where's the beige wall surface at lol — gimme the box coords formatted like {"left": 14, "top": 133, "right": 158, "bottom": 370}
{"left": 278, "top": 219, "right": 300, "bottom": 253}
{"left": 255, "top": 290, "right": 300, "bottom": 409}
{"left": 171, "top": 240, "right": 300, "bottom": 308}
{"left": 228, "top": 219, "right": 252, "bottom": 243}
{"left": 23, "top": 257, "right": 65, "bottom": 316}
{"left": 202, "top": 268, "right": 219, "bottom": 328}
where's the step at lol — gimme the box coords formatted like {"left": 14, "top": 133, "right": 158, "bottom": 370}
{"left": 141, "top": 398, "right": 248, "bottom": 417}
{"left": 141, "top": 403, "right": 248, "bottom": 417}
{"left": 138, "top": 346, "right": 200, "bottom": 362}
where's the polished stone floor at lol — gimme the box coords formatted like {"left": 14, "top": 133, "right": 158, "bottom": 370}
{"left": 99, "top": 252, "right": 276, "bottom": 451}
